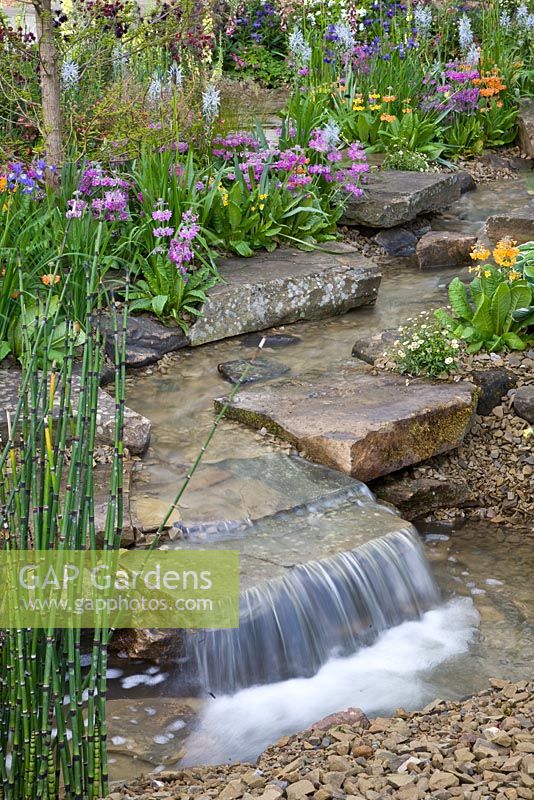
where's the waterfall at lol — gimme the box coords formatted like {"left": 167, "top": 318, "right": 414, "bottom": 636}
{"left": 186, "top": 528, "right": 440, "bottom": 695}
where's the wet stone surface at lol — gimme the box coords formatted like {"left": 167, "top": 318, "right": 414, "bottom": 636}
{"left": 218, "top": 357, "right": 291, "bottom": 385}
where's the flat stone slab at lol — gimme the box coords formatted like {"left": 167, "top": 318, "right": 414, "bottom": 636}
{"left": 216, "top": 362, "right": 477, "bottom": 482}
{"left": 188, "top": 244, "right": 381, "bottom": 346}
{"left": 484, "top": 202, "right": 534, "bottom": 245}
{"left": 0, "top": 369, "right": 151, "bottom": 455}
{"left": 343, "top": 171, "right": 468, "bottom": 228}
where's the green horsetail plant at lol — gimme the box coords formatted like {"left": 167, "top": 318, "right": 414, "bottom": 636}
{"left": 0, "top": 243, "right": 128, "bottom": 799}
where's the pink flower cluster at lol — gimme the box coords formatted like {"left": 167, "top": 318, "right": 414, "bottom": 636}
{"left": 168, "top": 209, "right": 201, "bottom": 279}
{"left": 71, "top": 165, "right": 130, "bottom": 221}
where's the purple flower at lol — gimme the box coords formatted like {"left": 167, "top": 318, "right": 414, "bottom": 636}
{"left": 152, "top": 207, "right": 173, "bottom": 222}
{"left": 66, "top": 195, "right": 87, "bottom": 219}
{"left": 153, "top": 226, "right": 175, "bottom": 237}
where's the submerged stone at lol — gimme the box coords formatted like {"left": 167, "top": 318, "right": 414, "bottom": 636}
{"left": 240, "top": 332, "right": 302, "bottom": 349}
{"left": 218, "top": 357, "right": 290, "bottom": 385}
{"left": 216, "top": 361, "right": 477, "bottom": 482}
{"left": 188, "top": 244, "right": 381, "bottom": 346}
{"left": 343, "top": 171, "right": 469, "bottom": 228}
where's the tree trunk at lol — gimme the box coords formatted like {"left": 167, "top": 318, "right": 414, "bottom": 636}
{"left": 34, "top": 0, "right": 62, "bottom": 187}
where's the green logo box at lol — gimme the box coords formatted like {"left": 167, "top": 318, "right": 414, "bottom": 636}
{"left": 0, "top": 550, "right": 240, "bottom": 629}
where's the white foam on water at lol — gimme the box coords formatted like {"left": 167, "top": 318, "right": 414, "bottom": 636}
{"left": 182, "top": 598, "right": 479, "bottom": 766}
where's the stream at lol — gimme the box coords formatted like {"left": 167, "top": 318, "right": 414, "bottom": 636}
{"left": 104, "top": 177, "right": 533, "bottom": 777}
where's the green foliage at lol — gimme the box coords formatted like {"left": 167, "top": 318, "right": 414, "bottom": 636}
{"left": 436, "top": 271, "right": 534, "bottom": 353}
{"left": 382, "top": 149, "right": 431, "bottom": 171}
{"left": 130, "top": 257, "right": 217, "bottom": 329}
{"left": 374, "top": 111, "right": 446, "bottom": 160}
{"left": 392, "top": 314, "right": 461, "bottom": 378}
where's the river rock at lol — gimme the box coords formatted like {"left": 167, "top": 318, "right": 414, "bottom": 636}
{"left": 308, "top": 708, "right": 370, "bottom": 731}
{"left": 285, "top": 780, "right": 315, "bottom": 800}
{"left": 416, "top": 231, "right": 477, "bottom": 270}
{"left": 99, "top": 313, "right": 188, "bottom": 367}
{"left": 484, "top": 202, "right": 534, "bottom": 245}
{"left": 218, "top": 358, "right": 290, "bottom": 385}
{"left": 216, "top": 362, "right": 477, "bottom": 482}
{"left": 0, "top": 369, "right": 151, "bottom": 455}
{"left": 110, "top": 627, "right": 181, "bottom": 662}
{"left": 513, "top": 386, "right": 534, "bottom": 424}
{"left": 343, "top": 171, "right": 468, "bottom": 228}
{"left": 374, "top": 228, "right": 418, "bottom": 257}
{"left": 517, "top": 98, "right": 534, "bottom": 158}
{"left": 471, "top": 368, "right": 518, "bottom": 416}
{"left": 188, "top": 245, "right": 381, "bottom": 346}
{"left": 370, "top": 475, "right": 474, "bottom": 520}
{"left": 352, "top": 329, "right": 398, "bottom": 364}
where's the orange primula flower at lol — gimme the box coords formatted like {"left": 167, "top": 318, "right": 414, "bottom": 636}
{"left": 380, "top": 113, "right": 397, "bottom": 122}
{"left": 41, "top": 274, "right": 61, "bottom": 286}
{"left": 382, "top": 95, "right": 397, "bottom": 102}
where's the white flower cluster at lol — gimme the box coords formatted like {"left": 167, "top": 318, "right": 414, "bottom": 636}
{"left": 61, "top": 59, "right": 79, "bottom": 90}
{"left": 414, "top": 5, "right": 432, "bottom": 37}
{"left": 288, "top": 28, "right": 312, "bottom": 65}
{"left": 458, "top": 14, "right": 474, "bottom": 53}
{"left": 202, "top": 83, "right": 221, "bottom": 125}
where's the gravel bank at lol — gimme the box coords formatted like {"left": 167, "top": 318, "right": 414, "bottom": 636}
{"left": 107, "top": 680, "right": 534, "bottom": 800}
{"left": 374, "top": 349, "right": 534, "bottom": 526}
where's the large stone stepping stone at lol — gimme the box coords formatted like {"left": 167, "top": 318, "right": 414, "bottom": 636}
{"left": 188, "top": 244, "right": 381, "bottom": 346}
{"left": 343, "top": 171, "right": 469, "bottom": 228}
{"left": 0, "top": 369, "right": 151, "bottom": 455}
{"left": 216, "top": 362, "right": 477, "bottom": 481}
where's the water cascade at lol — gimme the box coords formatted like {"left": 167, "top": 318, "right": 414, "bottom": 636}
{"left": 187, "top": 528, "right": 440, "bottom": 695}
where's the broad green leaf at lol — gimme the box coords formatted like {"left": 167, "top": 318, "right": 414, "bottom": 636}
{"left": 472, "top": 295, "right": 494, "bottom": 338}
{"left": 0, "top": 341, "right": 11, "bottom": 361}
{"left": 502, "top": 332, "right": 527, "bottom": 350}
{"left": 448, "top": 277, "right": 472, "bottom": 320}
{"left": 489, "top": 282, "right": 511, "bottom": 335}
{"left": 151, "top": 295, "right": 168, "bottom": 317}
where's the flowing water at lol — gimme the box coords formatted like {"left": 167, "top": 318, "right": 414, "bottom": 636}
{"left": 105, "top": 178, "right": 534, "bottom": 775}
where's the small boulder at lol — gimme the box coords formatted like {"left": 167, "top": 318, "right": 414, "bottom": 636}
{"left": 517, "top": 98, "right": 534, "bottom": 158}
{"left": 484, "top": 202, "right": 534, "bottom": 245}
{"left": 308, "top": 708, "right": 370, "bottom": 731}
{"left": 471, "top": 368, "right": 518, "bottom": 416}
{"left": 218, "top": 357, "right": 290, "bottom": 385}
{"left": 371, "top": 475, "right": 474, "bottom": 520}
{"left": 374, "top": 228, "right": 418, "bottom": 258}
{"left": 513, "top": 386, "right": 534, "bottom": 424}
{"left": 100, "top": 313, "right": 188, "bottom": 368}
{"left": 428, "top": 771, "right": 460, "bottom": 791}
{"left": 351, "top": 329, "right": 398, "bottom": 364}
{"left": 416, "top": 231, "right": 477, "bottom": 270}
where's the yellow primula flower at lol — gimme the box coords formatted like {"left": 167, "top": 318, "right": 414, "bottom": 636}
{"left": 493, "top": 237, "right": 520, "bottom": 268}
{"left": 508, "top": 269, "right": 522, "bottom": 281}
{"left": 353, "top": 104, "right": 365, "bottom": 111}
{"left": 368, "top": 93, "right": 380, "bottom": 99}
{"left": 369, "top": 103, "right": 382, "bottom": 111}
{"left": 0, "top": 176, "right": 6, "bottom": 192}
{"left": 484, "top": 270, "right": 492, "bottom": 278}
{"left": 470, "top": 244, "right": 490, "bottom": 261}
